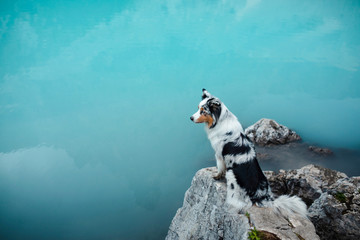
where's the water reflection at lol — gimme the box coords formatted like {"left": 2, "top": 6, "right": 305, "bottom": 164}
{"left": 0, "top": 145, "right": 174, "bottom": 239}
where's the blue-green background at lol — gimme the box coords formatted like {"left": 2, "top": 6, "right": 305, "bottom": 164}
{"left": 1, "top": 0, "right": 359, "bottom": 239}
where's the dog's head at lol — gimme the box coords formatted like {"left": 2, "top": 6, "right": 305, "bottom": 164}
{"left": 190, "top": 89, "right": 222, "bottom": 128}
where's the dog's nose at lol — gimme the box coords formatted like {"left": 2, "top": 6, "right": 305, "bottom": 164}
{"left": 190, "top": 116, "right": 194, "bottom": 121}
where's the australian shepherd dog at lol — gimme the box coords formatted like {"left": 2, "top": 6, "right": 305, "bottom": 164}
{"left": 190, "top": 89, "right": 307, "bottom": 218}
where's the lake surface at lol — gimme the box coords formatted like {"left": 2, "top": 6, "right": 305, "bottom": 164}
{"left": 1, "top": 0, "right": 360, "bottom": 239}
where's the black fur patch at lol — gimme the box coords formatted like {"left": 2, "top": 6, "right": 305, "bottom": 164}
{"left": 226, "top": 131, "right": 233, "bottom": 136}
{"left": 202, "top": 89, "right": 209, "bottom": 99}
{"left": 222, "top": 142, "right": 251, "bottom": 156}
{"left": 207, "top": 98, "right": 222, "bottom": 129}
{"left": 230, "top": 183, "right": 234, "bottom": 189}
{"left": 240, "top": 132, "right": 252, "bottom": 143}
{"left": 227, "top": 158, "right": 270, "bottom": 204}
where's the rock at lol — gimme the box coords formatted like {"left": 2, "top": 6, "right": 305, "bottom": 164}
{"left": 167, "top": 164, "right": 359, "bottom": 240}
{"left": 307, "top": 193, "right": 356, "bottom": 240}
{"left": 166, "top": 167, "right": 319, "bottom": 240}
{"left": 264, "top": 164, "right": 347, "bottom": 206}
{"left": 264, "top": 165, "right": 360, "bottom": 240}
{"left": 245, "top": 118, "right": 301, "bottom": 146}
{"left": 308, "top": 146, "right": 333, "bottom": 155}
{"left": 308, "top": 176, "right": 360, "bottom": 240}
{"left": 247, "top": 206, "right": 317, "bottom": 240}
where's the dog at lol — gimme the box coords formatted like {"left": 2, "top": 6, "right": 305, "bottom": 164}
{"left": 190, "top": 89, "right": 307, "bottom": 218}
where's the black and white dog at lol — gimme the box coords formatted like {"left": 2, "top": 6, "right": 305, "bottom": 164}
{"left": 190, "top": 89, "right": 307, "bottom": 217}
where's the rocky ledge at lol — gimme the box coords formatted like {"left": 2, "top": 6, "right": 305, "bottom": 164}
{"left": 245, "top": 118, "right": 301, "bottom": 146}
{"left": 166, "top": 165, "right": 360, "bottom": 240}
{"left": 265, "top": 165, "right": 360, "bottom": 240}
{"left": 166, "top": 167, "right": 319, "bottom": 240}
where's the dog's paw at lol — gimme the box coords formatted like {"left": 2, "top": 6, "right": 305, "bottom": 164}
{"left": 212, "top": 172, "right": 225, "bottom": 180}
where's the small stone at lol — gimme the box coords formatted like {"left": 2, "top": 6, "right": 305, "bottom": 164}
{"left": 308, "top": 146, "right": 333, "bottom": 155}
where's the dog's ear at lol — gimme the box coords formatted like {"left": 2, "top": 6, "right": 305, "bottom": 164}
{"left": 208, "top": 98, "right": 221, "bottom": 109}
{"left": 202, "top": 88, "right": 211, "bottom": 99}
{"left": 208, "top": 98, "right": 222, "bottom": 128}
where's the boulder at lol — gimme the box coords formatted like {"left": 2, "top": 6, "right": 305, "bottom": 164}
{"left": 245, "top": 118, "right": 301, "bottom": 146}
{"left": 264, "top": 164, "right": 347, "bottom": 206}
{"left": 264, "top": 165, "right": 360, "bottom": 240}
{"left": 166, "top": 167, "right": 319, "bottom": 240}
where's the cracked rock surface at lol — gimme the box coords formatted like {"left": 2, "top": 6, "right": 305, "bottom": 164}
{"left": 264, "top": 165, "right": 360, "bottom": 240}
{"left": 166, "top": 167, "right": 319, "bottom": 240}
{"left": 245, "top": 118, "right": 301, "bottom": 146}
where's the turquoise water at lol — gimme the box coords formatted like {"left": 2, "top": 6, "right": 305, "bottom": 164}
{"left": 1, "top": 0, "right": 360, "bottom": 239}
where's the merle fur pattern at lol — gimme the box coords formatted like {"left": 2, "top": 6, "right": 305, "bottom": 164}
{"left": 190, "top": 89, "right": 307, "bottom": 217}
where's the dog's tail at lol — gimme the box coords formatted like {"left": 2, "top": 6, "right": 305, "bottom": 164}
{"left": 263, "top": 195, "right": 308, "bottom": 218}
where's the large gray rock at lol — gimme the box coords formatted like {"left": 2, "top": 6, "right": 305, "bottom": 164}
{"left": 264, "top": 164, "right": 347, "bottom": 206}
{"left": 245, "top": 118, "right": 301, "bottom": 146}
{"left": 166, "top": 168, "right": 248, "bottom": 240}
{"left": 166, "top": 167, "right": 319, "bottom": 240}
{"left": 264, "top": 165, "right": 360, "bottom": 240}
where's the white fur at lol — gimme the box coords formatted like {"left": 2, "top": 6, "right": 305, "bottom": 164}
{"left": 192, "top": 90, "right": 308, "bottom": 219}
{"left": 224, "top": 147, "right": 256, "bottom": 165}
{"left": 191, "top": 98, "right": 210, "bottom": 123}
{"left": 263, "top": 195, "right": 308, "bottom": 218}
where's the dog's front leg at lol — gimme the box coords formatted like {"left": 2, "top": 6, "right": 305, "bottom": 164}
{"left": 213, "top": 154, "right": 226, "bottom": 180}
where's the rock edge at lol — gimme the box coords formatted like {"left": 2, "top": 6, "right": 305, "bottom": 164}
{"left": 166, "top": 167, "right": 319, "bottom": 240}
{"left": 245, "top": 118, "right": 301, "bottom": 146}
